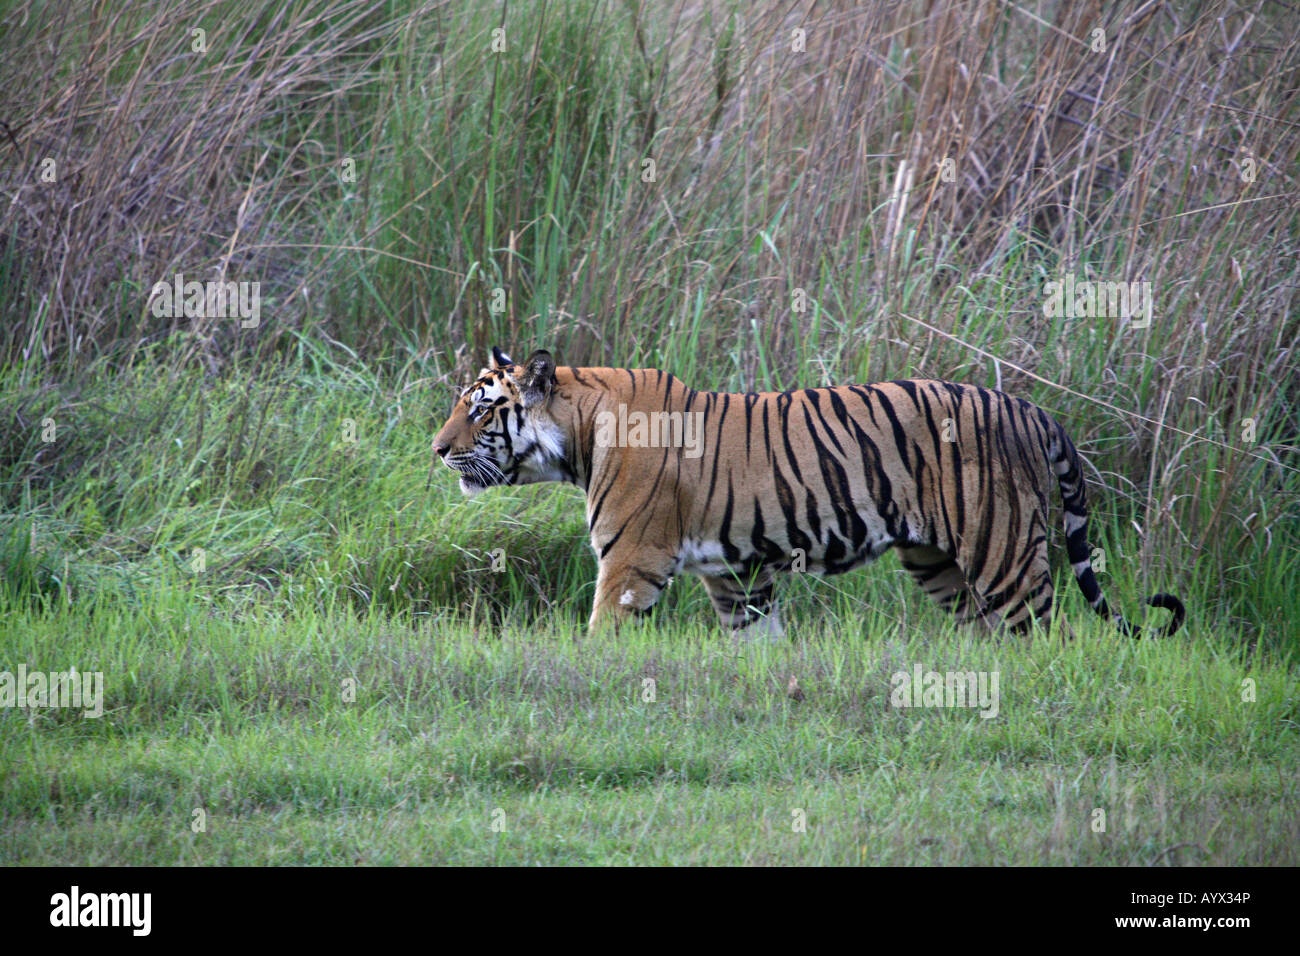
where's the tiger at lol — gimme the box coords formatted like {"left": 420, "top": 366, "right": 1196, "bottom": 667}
{"left": 432, "top": 348, "right": 1185, "bottom": 639}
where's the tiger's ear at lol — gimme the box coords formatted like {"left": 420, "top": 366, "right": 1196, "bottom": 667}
{"left": 490, "top": 347, "right": 514, "bottom": 370}
{"left": 518, "top": 349, "right": 556, "bottom": 408}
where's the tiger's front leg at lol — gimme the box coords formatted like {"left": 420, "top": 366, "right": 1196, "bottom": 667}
{"left": 588, "top": 547, "right": 678, "bottom": 633}
{"left": 700, "top": 570, "right": 784, "bottom": 642}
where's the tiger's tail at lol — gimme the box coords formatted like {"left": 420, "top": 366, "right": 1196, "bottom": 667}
{"left": 1049, "top": 420, "right": 1185, "bottom": 637}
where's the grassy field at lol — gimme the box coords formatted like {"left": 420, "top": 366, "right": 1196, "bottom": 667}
{"left": 1, "top": 0, "right": 1298, "bottom": 864}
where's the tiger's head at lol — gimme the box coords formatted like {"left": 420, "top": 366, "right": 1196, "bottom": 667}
{"left": 432, "top": 347, "right": 570, "bottom": 496}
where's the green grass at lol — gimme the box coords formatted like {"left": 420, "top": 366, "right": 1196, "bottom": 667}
{"left": 4, "top": 599, "right": 1297, "bottom": 865}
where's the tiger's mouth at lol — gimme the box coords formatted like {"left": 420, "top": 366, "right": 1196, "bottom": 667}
{"left": 443, "top": 453, "right": 509, "bottom": 495}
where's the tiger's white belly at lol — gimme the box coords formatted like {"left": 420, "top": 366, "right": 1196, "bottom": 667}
{"left": 674, "top": 539, "right": 733, "bottom": 576}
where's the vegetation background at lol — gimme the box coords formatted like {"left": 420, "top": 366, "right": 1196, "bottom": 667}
{"left": 1, "top": 0, "right": 1296, "bottom": 864}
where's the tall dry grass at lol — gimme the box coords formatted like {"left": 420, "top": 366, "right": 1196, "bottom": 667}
{"left": 0, "top": 0, "right": 439, "bottom": 372}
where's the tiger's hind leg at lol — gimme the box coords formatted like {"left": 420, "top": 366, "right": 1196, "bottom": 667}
{"left": 950, "top": 537, "right": 1060, "bottom": 637}
{"left": 897, "top": 545, "right": 987, "bottom": 627}
{"left": 700, "top": 570, "right": 784, "bottom": 642}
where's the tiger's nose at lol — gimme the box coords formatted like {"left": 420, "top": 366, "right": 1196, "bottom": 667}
{"left": 433, "top": 441, "right": 450, "bottom": 458}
